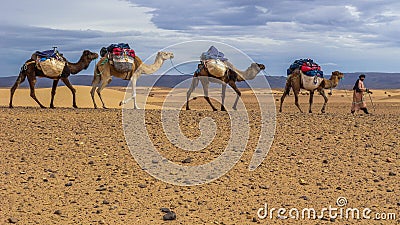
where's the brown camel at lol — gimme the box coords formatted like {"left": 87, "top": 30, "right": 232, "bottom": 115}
{"left": 186, "top": 62, "right": 265, "bottom": 111}
{"left": 9, "top": 50, "right": 98, "bottom": 108}
{"left": 279, "top": 69, "right": 344, "bottom": 113}
{"left": 91, "top": 51, "right": 174, "bottom": 109}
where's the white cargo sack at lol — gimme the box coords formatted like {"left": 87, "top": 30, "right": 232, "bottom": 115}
{"left": 38, "top": 58, "right": 65, "bottom": 78}
{"left": 300, "top": 71, "right": 323, "bottom": 90}
{"left": 204, "top": 59, "right": 227, "bottom": 78}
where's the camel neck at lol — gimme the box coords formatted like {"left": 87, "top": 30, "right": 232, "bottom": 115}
{"left": 227, "top": 62, "right": 260, "bottom": 80}
{"left": 329, "top": 75, "right": 340, "bottom": 88}
{"left": 68, "top": 56, "right": 89, "bottom": 74}
{"left": 142, "top": 55, "right": 165, "bottom": 74}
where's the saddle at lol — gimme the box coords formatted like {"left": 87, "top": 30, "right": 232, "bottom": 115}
{"left": 203, "top": 59, "right": 227, "bottom": 78}
{"left": 100, "top": 43, "right": 136, "bottom": 73}
{"left": 300, "top": 70, "right": 323, "bottom": 90}
{"left": 200, "top": 46, "right": 229, "bottom": 78}
{"left": 200, "top": 46, "right": 228, "bottom": 61}
{"left": 35, "top": 50, "right": 58, "bottom": 59}
{"left": 31, "top": 48, "right": 65, "bottom": 78}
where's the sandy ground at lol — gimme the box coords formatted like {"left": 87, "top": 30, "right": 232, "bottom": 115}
{"left": 0, "top": 86, "right": 399, "bottom": 224}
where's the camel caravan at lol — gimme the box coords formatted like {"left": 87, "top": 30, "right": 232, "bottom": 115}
{"left": 8, "top": 44, "right": 344, "bottom": 113}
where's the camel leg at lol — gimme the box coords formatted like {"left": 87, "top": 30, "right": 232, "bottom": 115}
{"left": 319, "top": 89, "right": 328, "bottom": 113}
{"left": 200, "top": 78, "right": 217, "bottom": 111}
{"left": 293, "top": 89, "right": 303, "bottom": 113}
{"left": 227, "top": 80, "right": 241, "bottom": 110}
{"left": 90, "top": 74, "right": 102, "bottom": 109}
{"left": 308, "top": 90, "right": 314, "bottom": 113}
{"left": 279, "top": 79, "right": 291, "bottom": 112}
{"left": 28, "top": 76, "right": 46, "bottom": 108}
{"left": 220, "top": 83, "right": 227, "bottom": 111}
{"left": 61, "top": 78, "right": 77, "bottom": 108}
{"left": 97, "top": 77, "right": 112, "bottom": 109}
{"left": 9, "top": 71, "right": 27, "bottom": 108}
{"left": 50, "top": 79, "right": 59, "bottom": 108}
{"left": 131, "top": 77, "right": 139, "bottom": 109}
{"left": 119, "top": 76, "right": 139, "bottom": 109}
{"left": 186, "top": 77, "right": 199, "bottom": 110}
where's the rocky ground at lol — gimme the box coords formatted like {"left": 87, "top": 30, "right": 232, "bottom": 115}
{"left": 0, "top": 90, "right": 399, "bottom": 224}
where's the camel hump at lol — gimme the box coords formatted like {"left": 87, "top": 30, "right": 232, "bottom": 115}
{"left": 134, "top": 56, "right": 142, "bottom": 71}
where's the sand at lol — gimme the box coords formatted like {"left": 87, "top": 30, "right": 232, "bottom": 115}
{"left": 0, "top": 86, "right": 399, "bottom": 224}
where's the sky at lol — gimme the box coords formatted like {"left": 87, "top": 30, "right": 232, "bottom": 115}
{"left": 1, "top": 0, "right": 400, "bottom": 77}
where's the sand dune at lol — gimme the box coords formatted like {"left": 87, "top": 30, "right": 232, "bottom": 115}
{"left": 1, "top": 86, "right": 399, "bottom": 109}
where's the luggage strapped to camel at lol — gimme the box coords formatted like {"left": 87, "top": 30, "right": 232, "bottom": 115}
{"left": 287, "top": 58, "right": 323, "bottom": 78}
{"left": 288, "top": 58, "right": 324, "bottom": 90}
{"left": 100, "top": 43, "right": 136, "bottom": 73}
{"left": 200, "top": 46, "right": 229, "bottom": 78}
{"left": 32, "top": 47, "right": 66, "bottom": 78}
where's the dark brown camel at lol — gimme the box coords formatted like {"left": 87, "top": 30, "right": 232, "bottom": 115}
{"left": 186, "top": 62, "right": 265, "bottom": 111}
{"left": 9, "top": 50, "right": 98, "bottom": 108}
{"left": 279, "top": 69, "right": 344, "bottom": 113}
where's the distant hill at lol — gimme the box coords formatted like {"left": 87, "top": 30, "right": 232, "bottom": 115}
{"left": 0, "top": 72, "right": 399, "bottom": 89}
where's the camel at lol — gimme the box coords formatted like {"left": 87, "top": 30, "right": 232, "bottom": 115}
{"left": 91, "top": 51, "right": 174, "bottom": 109}
{"left": 279, "top": 69, "right": 344, "bottom": 113}
{"left": 9, "top": 50, "right": 99, "bottom": 108}
{"left": 186, "top": 61, "right": 265, "bottom": 111}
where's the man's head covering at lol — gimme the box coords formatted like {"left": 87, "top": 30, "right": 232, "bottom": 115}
{"left": 359, "top": 74, "right": 366, "bottom": 79}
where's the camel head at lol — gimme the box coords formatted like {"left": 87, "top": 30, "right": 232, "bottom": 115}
{"left": 331, "top": 70, "right": 344, "bottom": 80}
{"left": 256, "top": 63, "right": 265, "bottom": 70}
{"left": 157, "top": 51, "right": 174, "bottom": 61}
{"left": 77, "top": 50, "right": 99, "bottom": 70}
{"left": 251, "top": 63, "right": 265, "bottom": 71}
{"left": 82, "top": 50, "right": 99, "bottom": 61}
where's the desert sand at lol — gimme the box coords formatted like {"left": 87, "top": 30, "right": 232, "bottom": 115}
{"left": 0, "top": 86, "right": 399, "bottom": 224}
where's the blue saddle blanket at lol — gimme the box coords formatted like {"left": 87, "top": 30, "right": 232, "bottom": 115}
{"left": 35, "top": 50, "right": 58, "bottom": 59}
{"left": 201, "top": 46, "right": 228, "bottom": 61}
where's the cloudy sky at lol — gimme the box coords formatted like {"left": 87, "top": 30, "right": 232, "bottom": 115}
{"left": 1, "top": 0, "right": 400, "bottom": 77}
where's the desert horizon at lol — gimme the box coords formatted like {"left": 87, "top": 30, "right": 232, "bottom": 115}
{"left": 1, "top": 86, "right": 400, "bottom": 109}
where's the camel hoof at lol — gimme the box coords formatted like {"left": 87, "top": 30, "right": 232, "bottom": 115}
{"left": 212, "top": 108, "right": 217, "bottom": 111}
{"left": 119, "top": 101, "right": 124, "bottom": 106}
{"left": 186, "top": 107, "right": 190, "bottom": 111}
{"left": 73, "top": 106, "right": 78, "bottom": 109}
{"left": 9, "top": 105, "right": 13, "bottom": 108}
{"left": 40, "top": 106, "right": 46, "bottom": 109}
{"left": 103, "top": 106, "right": 108, "bottom": 109}
{"left": 232, "top": 107, "right": 237, "bottom": 111}
{"left": 221, "top": 106, "right": 227, "bottom": 111}
{"left": 309, "top": 110, "right": 312, "bottom": 113}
